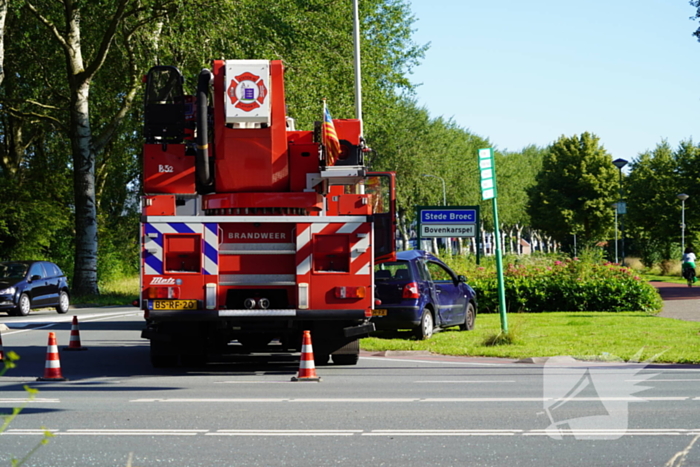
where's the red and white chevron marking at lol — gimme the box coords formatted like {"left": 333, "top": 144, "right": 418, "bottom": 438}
{"left": 295, "top": 222, "right": 371, "bottom": 277}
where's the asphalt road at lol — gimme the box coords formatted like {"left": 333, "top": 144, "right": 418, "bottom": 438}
{"left": 1, "top": 307, "right": 700, "bottom": 467}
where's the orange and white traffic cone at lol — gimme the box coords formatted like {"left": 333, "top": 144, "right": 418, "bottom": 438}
{"left": 63, "top": 316, "right": 87, "bottom": 351}
{"left": 291, "top": 330, "right": 321, "bottom": 382}
{"left": 37, "top": 332, "right": 67, "bottom": 381}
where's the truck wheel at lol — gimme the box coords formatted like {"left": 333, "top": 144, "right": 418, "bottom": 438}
{"left": 238, "top": 336, "right": 271, "bottom": 351}
{"left": 150, "top": 342, "right": 178, "bottom": 368}
{"left": 314, "top": 353, "right": 330, "bottom": 366}
{"left": 151, "top": 353, "right": 178, "bottom": 368}
{"left": 331, "top": 353, "right": 359, "bottom": 365}
{"left": 459, "top": 303, "right": 476, "bottom": 331}
{"left": 414, "top": 309, "right": 433, "bottom": 340}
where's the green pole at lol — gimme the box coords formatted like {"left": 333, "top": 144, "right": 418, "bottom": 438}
{"left": 492, "top": 197, "right": 508, "bottom": 333}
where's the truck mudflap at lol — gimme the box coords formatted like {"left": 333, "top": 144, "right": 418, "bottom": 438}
{"left": 344, "top": 322, "right": 375, "bottom": 338}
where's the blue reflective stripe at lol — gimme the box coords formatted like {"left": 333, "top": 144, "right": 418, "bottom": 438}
{"left": 169, "top": 223, "right": 196, "bottom": 234}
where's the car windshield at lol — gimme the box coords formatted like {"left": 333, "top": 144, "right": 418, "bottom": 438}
{"left": 0, "top": 262, "right": 29, "bottom": 279}
{"left": 374, "top": 261, "right": 413, "bottom": 281}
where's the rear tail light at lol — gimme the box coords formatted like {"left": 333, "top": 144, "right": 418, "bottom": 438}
{"left": 402, "top": 282, "right": 420, "bottom": 299}
{"left": 335, "top": 286, "right": 366, "bottom": 299}
{"left": 146, "top": 287, "right": 180, "bottom": 299}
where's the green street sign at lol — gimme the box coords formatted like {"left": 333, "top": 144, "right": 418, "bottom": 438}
{"left": 478, "top": 147, "right": 496, "bottom": 200}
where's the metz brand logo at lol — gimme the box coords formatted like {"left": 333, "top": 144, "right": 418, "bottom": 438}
{"left": 150, "top": 277, "right": 176, "bottom": 285}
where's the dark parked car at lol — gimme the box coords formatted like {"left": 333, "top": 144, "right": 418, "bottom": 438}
{"left": 0, "top": 261, "right": 70, "bottom": 316}
{"left": 373, "top": 250, "right": 476, "bottom": 339}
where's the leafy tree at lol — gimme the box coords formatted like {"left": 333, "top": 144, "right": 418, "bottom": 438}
{"left": 625, "top": 141, "right": 680, "bottom": 267}
{"left": 527, "top": 133, "right": 618, "bottom": 248}
{"left": 491, "top": 145, "right": 546, "bottom": 253}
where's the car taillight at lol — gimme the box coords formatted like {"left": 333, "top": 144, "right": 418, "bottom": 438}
{"left": 335, "top": 286, "right": 366, "bottom": 299}
{"left": 146, "top": 287, "right": 180, "bottom": 299}
{"left": 402, "top": 282, "right": 420, "bottom": 299}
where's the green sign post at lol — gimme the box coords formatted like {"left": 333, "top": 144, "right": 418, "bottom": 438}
{"left": 478, "top": 148, "right": 508, "bottom": 333}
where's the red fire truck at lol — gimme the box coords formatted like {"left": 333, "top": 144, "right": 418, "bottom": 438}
{"left": 139, "top": 59, "right": 395, "bottom": 367}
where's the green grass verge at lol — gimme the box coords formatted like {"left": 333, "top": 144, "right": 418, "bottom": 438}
{"left": 72, "top": 276, "right": 139, "bottom": 307}
{"left": 644, "top": 274, "right": 687, "bottom": 285}
{"left": 362, "top": 312, "right": 700, "bottom": 364}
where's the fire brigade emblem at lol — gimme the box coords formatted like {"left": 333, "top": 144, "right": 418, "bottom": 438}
{"left": 227, "top": 72, "right": 268, "bottom": 112}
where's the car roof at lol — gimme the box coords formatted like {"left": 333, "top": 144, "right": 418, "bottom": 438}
{"left": 395, "top": 250, "right": 441, "bottom": 263}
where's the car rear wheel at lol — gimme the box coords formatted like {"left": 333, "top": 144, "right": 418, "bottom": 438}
{"left": 415, "top": 309, "right": 434, "bottom": 340}
{"left": 460, "top": 303, "right": 476, "bottom": 331}
{"left": 56, "top": 291, "right": 70, "bottom": 314}
{"left": 16, "top": 294, "right": 31, "bottom": 316}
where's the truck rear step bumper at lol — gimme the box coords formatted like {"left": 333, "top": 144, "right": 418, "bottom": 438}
{"left": 145, "top": 308, "right": 368, "bottom": 321}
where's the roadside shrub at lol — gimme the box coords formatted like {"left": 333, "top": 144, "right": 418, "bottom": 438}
{"left": 446, "top": 253, "right": 662, "bottom": 314}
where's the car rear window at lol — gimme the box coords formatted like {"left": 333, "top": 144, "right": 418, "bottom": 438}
{"left": 374, "top": 261, "right": 414, "bottom": 281}
{"left": 44, "top": 262, "right": 62, "bottom": 277}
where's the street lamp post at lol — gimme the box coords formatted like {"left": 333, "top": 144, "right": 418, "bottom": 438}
{"left": 612, "top": 158, "right": 628, "bottom": 264}
{"left": 422, "top": 174, "right": 446, "bottom": 205}
{"left": 678, "top": 193, "right": 689, "bottom": 254}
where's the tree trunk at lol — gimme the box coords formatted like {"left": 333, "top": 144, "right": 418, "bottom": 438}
{"left": 0, "top": 0, "right": 6, "bottom": 87}
{"left": 71, "top": 81, "right": 99, "bottom": 295}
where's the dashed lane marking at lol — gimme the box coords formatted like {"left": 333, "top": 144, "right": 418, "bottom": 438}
{"left": 3, "top": 429, "right": 700, "bottom": 437}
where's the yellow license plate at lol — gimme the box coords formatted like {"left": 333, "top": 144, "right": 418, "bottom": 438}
{"left": 372, "top": 309, "right": 387, "bottom": 317}
{"left": 151, "top": 300, "right": 198, "bottom": 310}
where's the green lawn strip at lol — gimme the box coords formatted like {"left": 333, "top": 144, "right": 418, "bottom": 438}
{"left": 644, "top": 274, "right": 686, "bottom": 284}
{"left": 362, "top": 312, "right": 700, "bottom": 364}
{"left": 72, "top": 277, "right": 139, "bottom": 307}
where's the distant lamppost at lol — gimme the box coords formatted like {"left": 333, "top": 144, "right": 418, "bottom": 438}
{"left": 678, "top": 193, "right": 690, "bottom": 254}
{"left": 422, "top": 174, "right": 446, "bottom": 205}
{"left": 612, "top": 158, "right": 628, "bottom": 264}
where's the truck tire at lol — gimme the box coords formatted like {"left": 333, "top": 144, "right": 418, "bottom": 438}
{"left": 150, "top": 342, "right": 178, "bottom": 368}
{"left": 151, "top": 354, "right": 178, "bottom": 368}
{"left": 331, "top": 353, "right": 359, "bottom": 365}
{"left": 314, "top": 353, "right": 330, "bottom": 366}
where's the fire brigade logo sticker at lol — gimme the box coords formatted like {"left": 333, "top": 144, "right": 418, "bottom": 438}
{"left": 227, "top": 72, "right": 267, "bottom": 112}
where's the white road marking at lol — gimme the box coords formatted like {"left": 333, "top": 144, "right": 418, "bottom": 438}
{"left": 130, "top": 397, "right": 694, "bottom": 403}
{"left": 4, "top": 428, "right": 700, "bottom": 437}
{"left": 59, "top": 429, "right": 206, "bottom": 436}
{"left": 0, "top": 398, "right": 60, "bottom": 403}
{"left": 415, "top": 380, "right": 516, "bottom": 384}
{"left": 1, "top": 429, "right": 58, "bottom": 435}
{"left": 360, "top": 356, "right": 509, "bottom": 366}
{"left": 2, "top": 311, "right": 139, "bottom": 335}
{"left": 628, "top": 379, "right": 700, "bottom": 382}
{"left": 209, "top": 430, "right": 361, "bottom": 437}
{"left": 215, "top": 381, "right": 296, "bottom": 384}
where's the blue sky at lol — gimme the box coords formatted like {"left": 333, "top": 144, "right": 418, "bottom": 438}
{"left": 407, "top": 1, "right": 700, "bottom": 163}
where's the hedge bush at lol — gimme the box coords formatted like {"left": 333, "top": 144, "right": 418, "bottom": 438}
{"left": 444, "top": 253, "right": 663, "bottom": 314}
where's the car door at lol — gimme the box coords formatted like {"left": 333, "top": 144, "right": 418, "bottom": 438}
{"left": 42, "top": 262, "right": 62, "bottom": 305}
{"left": 27, "top": 262, "right": 50, "bottom": 306}
{"left": 424, "top": 260, "right": 467, "bottom": 326}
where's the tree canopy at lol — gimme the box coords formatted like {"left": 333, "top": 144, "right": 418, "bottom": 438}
{"left": 527, "top": 133, "right": 618, "bottom": 248}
